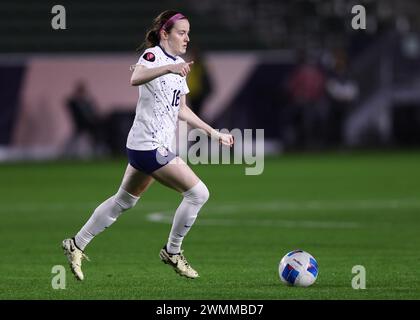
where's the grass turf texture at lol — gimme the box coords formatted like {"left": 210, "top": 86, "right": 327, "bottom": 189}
{"left": 0, "top": 151, "right": 419, "bottom": 299}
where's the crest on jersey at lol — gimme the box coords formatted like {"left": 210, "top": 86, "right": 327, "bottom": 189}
{"left": 143, "top": 52, "right": 155, "bottom": 62}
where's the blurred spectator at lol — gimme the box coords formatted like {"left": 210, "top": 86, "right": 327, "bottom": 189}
{"left": 325, "top": 48, "right": 359, "bottom": 146}
{"left": 64, "top": 81, "right": 106, "bottom": 157}
{"left": 281, "top": 51, "right": 328, "bottom": 149}
{"left": 185, "top": 46, "right": 213, "bottom": 117}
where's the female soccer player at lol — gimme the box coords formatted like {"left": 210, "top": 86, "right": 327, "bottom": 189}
{"left": 62, "top": 10, "right": 234, "bottom": 280}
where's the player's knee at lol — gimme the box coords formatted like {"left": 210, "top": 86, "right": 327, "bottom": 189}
{"left": 114, "top": 187, "right": 139, "bottom": 210}
{"left": 200, "top": 182, "right": 210, "bottom": 204}
{"left": 185, "top": 180, "right": 210, "bottom": 205}
{"left": 198, "top": 181, "right": 210, "bottom": 204}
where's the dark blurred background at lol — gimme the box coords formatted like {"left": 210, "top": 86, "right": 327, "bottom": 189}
{"left": 1, "top": 0, "right": 420, "bottom": 160}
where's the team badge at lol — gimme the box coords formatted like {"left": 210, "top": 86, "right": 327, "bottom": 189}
{"left": 143, "top": 52, "right": 155, "bottom": 62}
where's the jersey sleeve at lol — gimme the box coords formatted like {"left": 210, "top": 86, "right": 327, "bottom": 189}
{"left": 137, "top": 49, "right": 158, "bottom": 68}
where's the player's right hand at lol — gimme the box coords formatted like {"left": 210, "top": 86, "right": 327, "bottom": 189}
{"left": 169, "top": 61, "right": 194, "bottom": 77}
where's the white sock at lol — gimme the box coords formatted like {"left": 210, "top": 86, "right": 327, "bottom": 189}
{"left": 74, "top": 188, "right": 139, "bottom": 250}
{"left": 166, "top": 180, "right": 209, "bottom": 254}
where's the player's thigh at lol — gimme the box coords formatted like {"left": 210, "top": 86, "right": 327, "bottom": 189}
{"left": 151, "top": 157, "right": 200, "bottom": 193}
{"left": 120, "top": 163, "right": 154, "bottom": 197}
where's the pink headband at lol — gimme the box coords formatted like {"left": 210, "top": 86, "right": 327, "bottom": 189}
{"left": 159, "top": 13, "right": 185, "bottom": 34}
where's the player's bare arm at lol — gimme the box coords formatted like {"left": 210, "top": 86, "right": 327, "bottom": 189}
{"left": 178, "top": 95, "right": 234, "bottom": 147}
{"left": 130, "top": 61, "right": 194, "bottom": 86}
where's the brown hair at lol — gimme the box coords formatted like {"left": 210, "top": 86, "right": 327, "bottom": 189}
{"left": 137, "top": 10, "right": 187, "bottom": 52}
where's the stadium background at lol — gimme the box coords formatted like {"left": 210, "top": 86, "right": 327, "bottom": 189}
{"left": 1, "top": 0, "right": 419, "bottom": 300}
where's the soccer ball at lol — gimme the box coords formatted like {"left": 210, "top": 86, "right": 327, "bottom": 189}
{"left": 278, "top": 249, "right": 318, "bottom": 287}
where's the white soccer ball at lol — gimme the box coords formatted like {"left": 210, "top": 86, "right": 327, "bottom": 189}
{"left": 278, "top": 249, "right": 318, "bottom": 287}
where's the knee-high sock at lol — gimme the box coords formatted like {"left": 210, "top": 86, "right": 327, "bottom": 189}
{"left": 74, "top": 188, "right": 139, "bottom": 251}
{"left": 166, "top": 181, "right": 210, "bottom": 254}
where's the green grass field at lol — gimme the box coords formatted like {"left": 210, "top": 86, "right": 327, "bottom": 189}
{"left": 1, "top": 151, "right": 420, "bottom": 299}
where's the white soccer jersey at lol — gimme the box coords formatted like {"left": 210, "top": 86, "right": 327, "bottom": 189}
{"left": 126, "top": 45, "right": 190, "bottom": 151}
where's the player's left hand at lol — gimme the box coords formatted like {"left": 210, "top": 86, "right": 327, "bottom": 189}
{"left": 218, "top": 133, "right": 234, "bottom": 147}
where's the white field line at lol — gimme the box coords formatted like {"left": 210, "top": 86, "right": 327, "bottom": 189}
{"left": 146, "top": 211, "right": 360, "bottom": 229}
{"left": 145, "top": 198, "right": 420, "bottom": 229}
{"left": 1, "top": 199, "right": 419, "bottom": 213}
{"left": 207, "top": 199, "right": 420, "bottom": 214}
{"left": 2, "top": 199, "right": 419, "bottom": 228}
